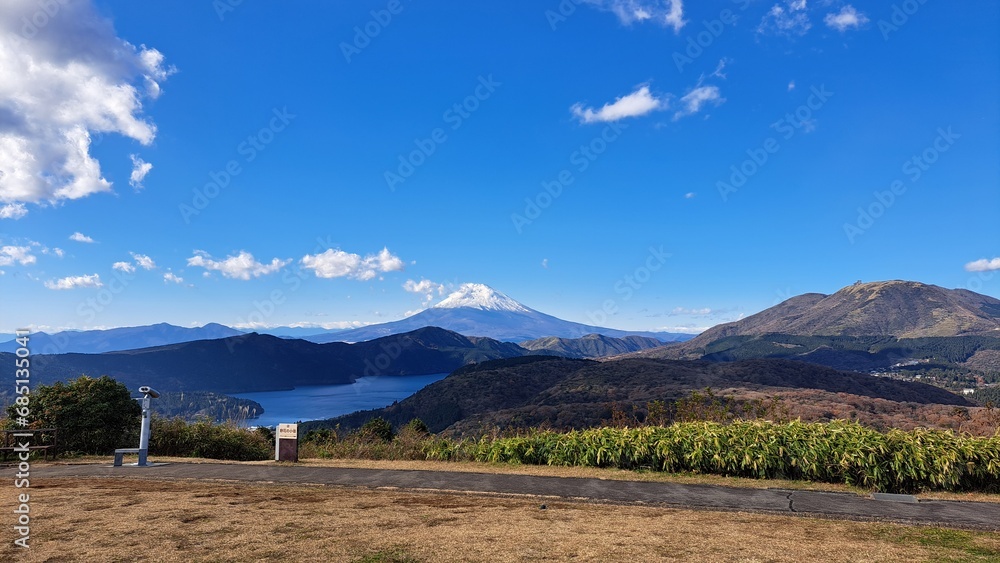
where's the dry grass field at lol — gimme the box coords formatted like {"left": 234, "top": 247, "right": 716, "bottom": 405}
{"left": 2, "top": 467, "right": 999, "bottom": 562}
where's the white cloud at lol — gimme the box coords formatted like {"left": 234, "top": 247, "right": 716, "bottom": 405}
{"left": 187, "top": 250, "right": 290, "bottom": 280}
{"left": 673, "top": 85, "right": 724, "bottom": 120}
{"left": 233, "top": 319, "right": 369, "bottom": 331}
{"left": 541, "top": 258, "right": 549, "bottom": 269}
{"left": 163, "top": 271, "right": 183, "bottom": 284}
{"left": 685, "top": 192, "right": 696, "bottom": 199}
{"left": 0, "top": 245, "right": 35, "bottom": 266}
{"left": 69, "top": 232, "right": 95, "bottom": 243}
{"left": 670, "top": 307, "right": 713, "bottom": 316}
{"left": 301, "top": 247, "right": 405, "bottom": 281}
{"left": 0, "top": 0, "right": 174, "bottom": 215}
{"left": 571, "top": 85, "right": 664, "bottom": 124}
{"left": 584, "top": 0, "right": 686, "bottom": 32}
{"left": 759, "top": 0, "right": 812, "bottom": 36}
{"left": 965, "top": 258, "right": 1000, "bottom": 272}
{"left": 403, "top": 278, "right": 446, "bottom": 297}
{"left": 112, "top": 261, "right": 135, "bottom": 273}
{"left": 663, "top": 0, "right": 685, "bottom": 32}
{"left": 44, "top": 273, "right": 102, "bottom": 290}
{"left": 788, "top": 80, "right": 796, "bottom": 91}
{"left": 128, "top": 154, "right": 152, "bottom": 190}
{"left": 656, "top": 325, "right": 711, "bottom": 334}
{"left": 130, "top": 252, "right": 156, "bottom": 270}
{"left": 824, "top": 5, "right": 868, "bottom": 32}
{"left": 0, "top": 203, "right": 27, "bottom": 219}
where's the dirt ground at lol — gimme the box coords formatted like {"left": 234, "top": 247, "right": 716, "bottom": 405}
{"left": 2, "top": 476, "right": 999, "bottom": 562}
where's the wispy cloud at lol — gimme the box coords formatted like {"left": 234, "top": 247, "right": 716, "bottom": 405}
{"left": 163, "top": 271, "right": 184, "bottom": 284}
{"left": 824, "top": 5, "right": 868, "bottom": 32}
{"left": 44, "top": 273, "right": 102, "bottom": 290}
{"left": 571, "top": 85, "right": 664, "bottom": 124}
{"left": 187, "top": 250, "right": 290, "bottom": 280}
{"left": 0, "top": 0, "right": 175, "bottom": 216}
{"left": 965, "top": 257, "right": 1000, "bottom": 272}
{"left": 673, "top": 85, "right": 723, "bottom": 120}
{"left": 112, "top": 261, "right": 135, "bottom": 273}
{"left": 302, "top": 247, "right": 404, "bottom": 281}
{"left": 584, "top": 0, "right": 686, "bottom": 32}
{"left": 69, "top": 232, "right": 95, "bottom": 243}
{"left": 669, "top": 306, "right": 713, "bottom": 316}
{"left": 129, "top": 154, "right": 153, "bottom": 190}
{"left": 759, "top": 0, "right": 811, "bottom": 36}
{"left": 130, "top": 252, "right": 156, "bottom": 270}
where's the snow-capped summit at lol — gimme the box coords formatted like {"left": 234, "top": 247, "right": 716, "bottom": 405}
{"left": 308, "top": 282, "right": 692, "bottom": 344}
{"left": 433, "top": 283, "right": 533, "bottom": 313}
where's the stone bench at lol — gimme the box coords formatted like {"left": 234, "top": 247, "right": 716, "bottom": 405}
{"left": 113, "top": 448, "right": 147, "bottom": 467}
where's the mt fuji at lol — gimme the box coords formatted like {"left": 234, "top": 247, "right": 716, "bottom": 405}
{"left": 306, "top": 283, "right": 693, "bottom": 344}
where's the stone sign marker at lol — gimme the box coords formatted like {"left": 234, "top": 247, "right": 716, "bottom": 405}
{"left": 275, "top": 423, "right": 298, "bottom": 462}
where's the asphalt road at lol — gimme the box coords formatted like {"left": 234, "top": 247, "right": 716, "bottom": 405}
{"left": 34, "top": 462, "right": 1000, "bottom": 531}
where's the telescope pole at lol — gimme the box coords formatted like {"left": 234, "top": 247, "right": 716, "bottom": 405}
{"left": 139, "top": 394, "right": 151, "bottom": 452}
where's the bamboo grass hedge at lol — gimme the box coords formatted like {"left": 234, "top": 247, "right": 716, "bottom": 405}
{"left": 425, "top": 420, "right": 1000, "bottom": 494}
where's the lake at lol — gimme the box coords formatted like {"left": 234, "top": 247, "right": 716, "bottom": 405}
{"left": 231, "top": 373, "right": 448, "bottom": 427}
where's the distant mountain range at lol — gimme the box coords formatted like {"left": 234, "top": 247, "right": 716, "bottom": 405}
{"left": 0, "top": 322, "right": 243, "bottom": 354}
{"left": 11, "top": 279, "right": 996, "bottom": 427}
{"left": 8, "top": 328, "right": 680, "bottom": 395}
{"left": 16, "top": 327, "right": 528, "bottom": 394}
{"left": 2, "top": 283, "right": 693, "bottom": 354}
{"left": 634, "top": 281, "right": 1000, "bottom": 377}
{"left": 309, "top": 283, "right": 693, "bottom": 343}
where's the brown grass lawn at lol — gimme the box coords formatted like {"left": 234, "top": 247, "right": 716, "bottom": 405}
{"left": 3, "top": 474, "right": 999, "bottom": 562}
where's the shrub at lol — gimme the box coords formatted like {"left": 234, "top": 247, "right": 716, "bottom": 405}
{"left": 404, "top": 418, "right": 429, "bottom": 435}
{"left": 360, "top": 417, "right": 395, "bottom": 442}
{"left": 6, "top": 375, "right": 141, "bottom": 454}
{"left": 150, "top": 417, "right": 272, "bottom": 461}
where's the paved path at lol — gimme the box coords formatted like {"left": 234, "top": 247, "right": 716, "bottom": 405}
{"left": 34, "top": 462, "right": 1000, "bottom": 531}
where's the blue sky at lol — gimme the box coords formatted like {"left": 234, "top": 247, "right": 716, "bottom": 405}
{"left": 1, "top": 0, "right": 998, "bottom": 334}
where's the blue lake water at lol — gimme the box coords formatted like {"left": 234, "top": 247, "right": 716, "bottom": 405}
{"left": 232, "top": 373, "right": 448, "bottom": 427}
